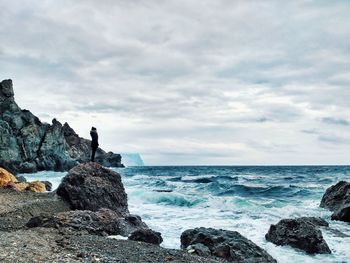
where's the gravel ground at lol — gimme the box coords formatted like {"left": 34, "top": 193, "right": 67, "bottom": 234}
{"left": 0, "top": 189, "right": 70, "bottom": 231}
{"left": 0, "top": 189, "right": 224, "bottom": 263}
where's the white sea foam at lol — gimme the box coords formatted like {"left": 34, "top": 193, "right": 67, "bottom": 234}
{"left": 21, "top": 166, "right": 350, "bottom": 263}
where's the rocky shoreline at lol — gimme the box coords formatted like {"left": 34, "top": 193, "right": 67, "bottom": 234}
{"left": 1, "top": 162, "right": 349, "bottom": 262}
{"left": 0, "top": 164, "right": 228, "bottom": 263}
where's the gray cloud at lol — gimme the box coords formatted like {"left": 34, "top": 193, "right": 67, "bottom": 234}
{"left": 0, "top": 0, "right": 350, "bottom": 164}
{"left": 322, "top": 117, "right": 349, "bottom": 126}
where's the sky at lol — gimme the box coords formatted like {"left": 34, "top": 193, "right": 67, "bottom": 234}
{"left": 0, "top": 0, "right": 349, "bottom": 165}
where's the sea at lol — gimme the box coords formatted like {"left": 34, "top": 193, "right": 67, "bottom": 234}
{"left": 22, "top": 166, "right": 350, "bottom": 263}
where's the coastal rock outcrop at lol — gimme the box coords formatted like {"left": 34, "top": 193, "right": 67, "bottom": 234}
{"left": 181, "top": 227, "right": 277, "bottom": 262}
{"left": 56, "top": 162, "right": 129, "bottom": 215}
{"left": 0, "top": 79, "right": 123, "bottom": 174}
{"left": 331, "top": 205, "right": 350, "bottom": 222}
{"left": 0, "top": 167, "right": 46, "bottom": 192}
{"left": 320, "top": 181, "right": 350, "bottom": 222}
{"left": 128, "top": 229, "right": 163, "bottom": 245}
{"left": 265, "top": 217, "right": 331, "bottom": 254}
{"left": 27, "top": 208, "right": 148, "bottom": 236}
{"left": 0, "top": 167, "right": 17, "bottom": 187}
{"left": 320, "top": 181, "right": 350, "bottom": 211}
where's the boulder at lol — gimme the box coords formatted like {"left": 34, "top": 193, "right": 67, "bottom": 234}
{"left": 56, "top": 162, "right": 129, "bottom": 215}
{"left": 331, "top": 204, "right": 350, "bottom": 222}
{"left": 320, "top": 181, "right": 350, "bottom": 211}
{"left": 265, "top": 217, "right": 331, "bottom": 254}
{"left": 181, "top": 227, "right": 277, "bottom": 262}
{"left": 0, "top": 167, "right": 17, "bottom": 187}
{"left": 27, "top": 208, "right": 148, "bottom": 237}
{"left": 26, "top": 181, "right": 46, "bottom": 193}
{"left": 128, "top": 229, "right": 163, "bottom": 245}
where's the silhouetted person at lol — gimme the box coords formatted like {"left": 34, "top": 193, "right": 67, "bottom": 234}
{"left": 90, "top": 127, "right": 99, "bottom": 162}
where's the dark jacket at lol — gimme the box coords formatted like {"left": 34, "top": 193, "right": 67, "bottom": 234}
{"left": 90, "top": 130, "right": 99, "bottom": 148}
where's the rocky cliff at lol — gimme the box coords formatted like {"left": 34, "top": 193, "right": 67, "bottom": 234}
{"left": 0, "top": 79, "right": 123, "bottom": 174}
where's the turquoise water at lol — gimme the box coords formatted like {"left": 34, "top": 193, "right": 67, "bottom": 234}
{"left": 23, "top": 166, "right": 350, "bottom": 263}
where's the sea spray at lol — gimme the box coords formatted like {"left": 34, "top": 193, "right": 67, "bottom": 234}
{"left": 21, "top": 165, "right": 350, "bottom": 263}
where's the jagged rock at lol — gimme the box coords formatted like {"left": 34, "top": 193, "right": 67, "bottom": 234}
{"left": 56, "top": 162, "right": 129, "bottom": 215}
{"left": 320, "top": 181, "right": 350, "bottom": 223}
{"left": 181, "top": 227, "right": 277, "bottom": 262}
{"left": 265, "top": 217, "right": 331, "bottom": 254}
{"left": 320, "top": 181, "right": 350, "bottom": 211}
{"left": 27, "top": 208, "right": 148, "bottom": 236}
{"left": 331, "top": 204, "right": 350, "bottom": 222}
{"left": 0, "top": 167, "right": 17, "bottom": 187}
{"left": 0, "top": 79, "right": 123, "bottom": 174}
{"left": 128, "top": 229, "right": 163, "bottom": 245}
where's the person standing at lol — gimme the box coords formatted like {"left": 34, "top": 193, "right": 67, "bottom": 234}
{"left": 90, "top": 127, "right": 99, "bottom": 162}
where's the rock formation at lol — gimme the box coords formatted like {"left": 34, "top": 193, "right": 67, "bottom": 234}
{"left": 0, "top": 79, "right": 123, "bottom": 174}
{"left": 320, "top": 181, "right": 350, "bottom": 222}
{"left": 181, "top": 227, "right": 277, "bottom": 262}
{"left": 56, "top": 162, "right": 129, "bottom": 215}
{"left": 265, "top": 217, "right": 331, "bottom": 254}
{"left": 47, "top": 163, "right": 162, "bottom": 243}
{"left": 0, "top": 167, "right": 46, "bottom": 192}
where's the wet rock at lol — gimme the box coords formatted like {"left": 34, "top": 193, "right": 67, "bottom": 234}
{"left": 320, "top": 181, "right": 350, "bottom": 212}
{"left": 56, "top": 162, "right": 129, "bottom": 215}
{"left": 27, "top": 208, "right": 148, "bottom": 237}
{"left": 320, "top": 181, "right": 350, "bottom": 223}
{"left": 128, "top": 229, "right": 163, "bottom": 245}
{"left": 41, "top": 181, "right": 52, "bottom": 191}
{"left": 331, "top": 204, "right": 350, "bottom": 222}
{"left": 181, "top": 227, "right": 277, "bottom": 262}
{"left": 265, "top": 217, "right": 331, "bottom": 254}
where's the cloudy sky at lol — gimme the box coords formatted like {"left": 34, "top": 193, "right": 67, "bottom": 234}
{"left": 1, "top": 0, "right": 349, "bottom": 165}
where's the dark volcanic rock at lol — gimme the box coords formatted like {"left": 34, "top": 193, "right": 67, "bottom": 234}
{"left": 128, "top": 229, "right": 163, "bottom": 245}
{"left": 331, "top": 204, "right": 350, "bottom": 222}
{"left": 181, "top": 227, "right": 277, "bottom": 262}
{"left": 187, "top": 243, "right": 211, "bottom": 257}
{"left": 320, "top": 181, "right": 350, "bottom": 211}
{"left": 320, "top": 181, "right": 350, "bottom": 223}
{"left": 0, "top": 79, "right": 123, "bottom": 174}
{"left": 265, "top": 217, "right": 331, "bottom": 254}
{"left": 27, "top": 208, "right": 147, "bottom": 236}
{"left": 56, "top": 162, "right": 129, "bottom": 215}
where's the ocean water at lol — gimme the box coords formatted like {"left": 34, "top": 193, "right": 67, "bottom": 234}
{"left": 23, "top": 166, "right": 350, "bottom": 263}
